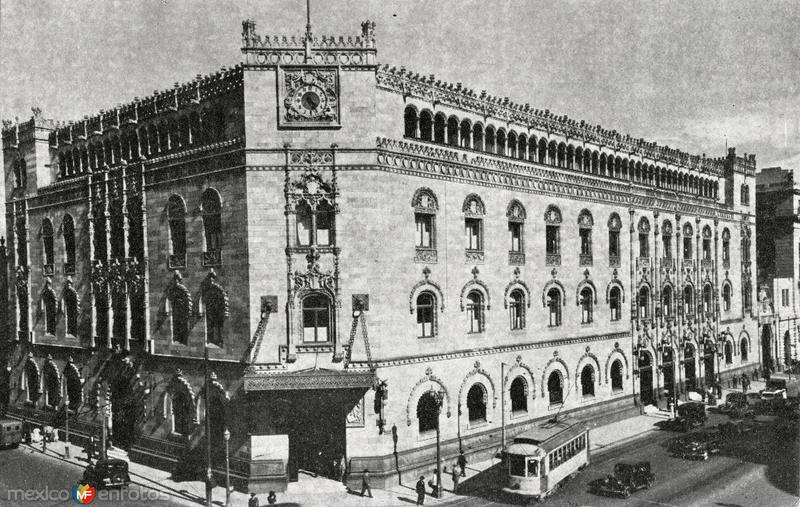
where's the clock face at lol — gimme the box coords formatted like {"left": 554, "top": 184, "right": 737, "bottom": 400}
{"left": 292, "top": 84, "right": 328, "bottom": 118}
{"left": 280, "top": 68, "right": 340, "bottom": 128}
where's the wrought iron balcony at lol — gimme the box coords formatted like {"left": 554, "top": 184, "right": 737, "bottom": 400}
{"left": 465, "top": 250, "right": 485, "bottom": 263}
{"left": 168, "top": 253, "right": 186, "bottom": 269}
{"left": 579, "top": 253, "right": 593, "bottom": 267}
{"left": 509, "top": 251, "right": 525, "bottom": 266}
{"left": 545, "top": 253, "right": 561, "bottom": 266}
{"left": 202, "top": 249, "right": 222, "bottom": 267}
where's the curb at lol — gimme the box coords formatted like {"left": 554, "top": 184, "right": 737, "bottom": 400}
{"left": 591, "top": 427, "right": 658, "bottom": 460}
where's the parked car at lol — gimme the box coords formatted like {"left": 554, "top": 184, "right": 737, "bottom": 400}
{"left": 719, "top": 393, "right": 754, "bottom": 419}
{"left": 589, "top": 462, "right": 655, "bottom": 498}
{"left": 761, "top": 374, "right": 800, "bottom": 400}
{"left": 0, "top": 419, "right": 22, "bottom": 449}
{"left": 82, "top": 458, "right": 131, "bottom": 489}
{"left": 668, "top": 432, "right": 721, "bottom": 460}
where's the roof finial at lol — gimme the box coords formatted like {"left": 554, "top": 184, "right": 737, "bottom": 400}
{"left": 306, "top": 0, "right": 312, "bottom": 40}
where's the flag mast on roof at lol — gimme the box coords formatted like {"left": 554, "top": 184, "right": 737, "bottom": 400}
{"left": 304, "top": 0, "right": 313, "bottom": 61}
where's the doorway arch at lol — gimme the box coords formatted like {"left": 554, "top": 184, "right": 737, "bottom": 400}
{"left": 683, "top": 343, "right": 697, "bottom": 393}
{"left": 638, "top": 351, "right": 654, "bottom": 405}
{"left": 761, "top": 324, "right": 774, "bottom": 374}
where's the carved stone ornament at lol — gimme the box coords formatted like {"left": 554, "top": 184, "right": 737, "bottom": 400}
{"left": 346, "top": 397, "right": 365, "bottom": 427}
{"left": 638, "top": 217, "right": 650, "bottom": 233}
{"left": 279, "top": 68, "right": 340, "bottom": 128}
{"left": 662, "top": 220, "right": 673, "bottom": 236}
{"left": 544, "top": 205, "right": 562, "bottom": 224}
{"left": 462, "top": 194, "right": 485, "bottom": 216}
{"left": 412, "top": 188, "right": 439, "bottom": 213}
{"left": 14, "top": 266, "right": 29, "bottom": 291}
{"left": 608, "top": 213, "right": 622, "bottom": 231}
{"left": 577, "top": 209, "right": 593, "bottom": 228}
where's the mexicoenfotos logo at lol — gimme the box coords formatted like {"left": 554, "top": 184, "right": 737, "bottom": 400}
{"left": 71, "top": 483, "right": 96, "bottom": 504}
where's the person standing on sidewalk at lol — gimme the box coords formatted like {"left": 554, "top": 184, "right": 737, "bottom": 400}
{"left": 360, "top": 469, "right": 373, "bottom": 498}
{"left": 458, "top": 450, "right": 468, "bottom": 477}
{"left": 416, "top": 476, "right": 426, "bottom": 505}
{"left": 451, "top": 464, "right": 460, "bottom": 494}
{"left": 248, "top": 493, "right": 259, "bottom": 507}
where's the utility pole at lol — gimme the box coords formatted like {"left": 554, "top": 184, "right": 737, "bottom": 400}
{"left": 204, "top": 344, "right": 213, "bottom": 507}
{"left": 64, "top": 387, "right": 70, "bottom": 459}
{"left": 501, "top": 362, "right": 507, "bottom": 449}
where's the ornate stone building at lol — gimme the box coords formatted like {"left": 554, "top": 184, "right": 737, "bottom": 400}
{"left": 756, "top": 166, "right": 800, "bottom": 371}
{"left": 1, "top": 19, "right": 759, "bottom": 491}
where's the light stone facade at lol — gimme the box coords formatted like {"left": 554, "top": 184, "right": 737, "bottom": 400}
{"left": 0, "top": 19, "right": 760, "bottom": 491}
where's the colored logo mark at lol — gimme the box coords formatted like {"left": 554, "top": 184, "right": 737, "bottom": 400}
{"left": 72, "top": 483, "right": 96, "bottom": 504}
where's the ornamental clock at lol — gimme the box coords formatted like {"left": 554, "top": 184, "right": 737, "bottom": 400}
{"left": 278, "top": 68, "right": 340, "bottom": 128}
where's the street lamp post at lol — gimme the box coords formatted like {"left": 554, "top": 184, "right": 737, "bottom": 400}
{"left": 430, "top": 388, "right": 445, "bottom": 499}
{"left": 64, "top": 389, "right": 70, "bottom": 459}
{"left": 204, "top": 345, "right": 213, "bottom": 507}
{"left": 224, "top": 428, "right": 231, "bottom": 507}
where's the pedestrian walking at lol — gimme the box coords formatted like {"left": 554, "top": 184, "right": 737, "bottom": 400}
{"left": 416, "top": 476, "right": 426, "bottom": 505}
{"left": 428, "top": 470, "right": 439, "bottom": 497}
{"left": 716, "top": 382, "right": 722, "bottom": 399}
{"left": 360, "top": 469, "right": 373, "bottom": 498}
{"left": 267, "top": 491, "right": 277, "bottom": 505}
{"left": 248, "top": 492, "right": 260, "bottom": 507}
{"left": 732, "top": 375, "right": 738, "bottom": 389}
{"left": 458, "top": 450, "right": 468, "bottom": 477}
{"left": 451, "top": 464, "right": 460, "bottom": 494}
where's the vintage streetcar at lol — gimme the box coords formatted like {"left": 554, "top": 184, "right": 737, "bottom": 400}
{"left": 0, "top": 419, "right": 22, "bottom": 449}
{"left": 501, "top": 422, "right": 589, "bottom": 503}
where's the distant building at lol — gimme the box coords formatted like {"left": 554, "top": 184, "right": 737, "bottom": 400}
{"left": 1, "top": 18, "right": 760, "bottom": 491}
{"left": 756, "top": 166, "right": 800, "bottom": 371}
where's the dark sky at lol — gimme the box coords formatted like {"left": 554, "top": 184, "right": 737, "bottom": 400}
{"left": 1, "top": 0, "right": 798, "bottom": 168}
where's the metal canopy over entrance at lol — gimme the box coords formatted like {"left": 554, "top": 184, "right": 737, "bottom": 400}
{"left": 243, "top": 367, "right": 376, "bottom": 392}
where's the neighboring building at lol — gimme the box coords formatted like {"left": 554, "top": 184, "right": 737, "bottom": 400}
{"left": 1, "top": 19, "right": 759, "bottom": 491}
{"left": 756, "top": 166, "right": 800, "bottom": 371}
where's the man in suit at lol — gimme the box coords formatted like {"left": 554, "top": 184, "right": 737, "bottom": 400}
{"left": 416, "top": 476, "right": 426, "bottom": 505}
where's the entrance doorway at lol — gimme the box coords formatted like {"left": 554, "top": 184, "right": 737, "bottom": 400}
{"left": 762, "top": 325, "right": 773, "bottom": 374}
{"left": 638, "top": 352, "right": 654, "bottom": 405}
{"left": 662, "top": 348, "right": 675, "bottom": 397}
{"left": 110, "top": 376, "right": 139, "bottom": 450}
{"left": 683, "top": 344, "right": 696, "bottom": 393}
{"left": 273, "top": 389, "right": 362, "bottom": 481}
{"left": 703, "top": 342, "right": 716, "bottom": 386}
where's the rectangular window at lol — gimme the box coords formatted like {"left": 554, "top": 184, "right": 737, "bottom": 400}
{"left": 467, "top": 305, "right": 482, "bottom": 333}
{"left": 509, "top": 222, "right": 522, "bottom": 252}
{"left": 316, "top": 212, "right": 332, "bottom": 246}
{"left": 418, "top": 305, "right": 433, "bottom": 337}
{"left": 703, "top": 239, "right": 711, "bottom": 260}
{"left": 510, "top": 303, "right": 523, "bottom": 330}
{"left": 663, "top": 236, "right": 672, "bottom": 259}
{"left": 296, "top": 214, "right": 312, "bottom": 246}
{"left": 546, "top": 225, "right": 559, "bottom": 255}
{"left": 609, "top": 230, "right": 619, "bottom": 258}
{"left": 782, "top": 289, "right": 789, "bottom": 307}
{"left": 683, "top": 237, "right": 692, "bottom": 260}
{"left": 465, "top": 218, "right": 482, "bottom": 250}
{"left": 639, "top": 234, "right": 649, "bottom": 258}
{"left": 416, "top": 214, "right": 433, "bottom": 248}
{"left": 580, "top": 229, "right": 591, "bottom": 255}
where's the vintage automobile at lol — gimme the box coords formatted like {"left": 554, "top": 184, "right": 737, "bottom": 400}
{"left": 659, "top": 402, "right": 707, "bottom": 432}
{"left": 719, "top": 393, "right": 754, "bottom": 419}
{"left": 0, "top": 419, "right": 22, "bottom": 449}
{"left": 81, "top": 458, "right": 131, "bottom": 489}
{"left": 668, "top": 432, "right": 721, "bottom": 460}
{"left": 589, "top": 462, "right": 654, "bottom": 498}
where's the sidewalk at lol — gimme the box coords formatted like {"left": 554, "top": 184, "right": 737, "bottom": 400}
{"left": 21, "top": 396, "right": 746, "bottom": 507}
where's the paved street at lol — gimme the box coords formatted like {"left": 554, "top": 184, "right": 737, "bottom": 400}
{"left": 0, "top": 445, "right": 195, "bottom": 507}
{"left": 443, "top": 412, "right": 799, "bottom": 507}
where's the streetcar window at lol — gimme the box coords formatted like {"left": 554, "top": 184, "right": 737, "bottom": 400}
{"left": 527, "top": 459, "right": 539, "bottom": 477}
{"left": 508, "top": 454, "right": 526, "bottom": 477}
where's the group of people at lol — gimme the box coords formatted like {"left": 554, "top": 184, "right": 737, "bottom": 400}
{"left": 412, "top": 451, "right": 468, "bottom": 505}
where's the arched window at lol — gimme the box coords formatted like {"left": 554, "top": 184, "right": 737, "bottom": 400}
{"left": 544, "top": 205, "right": 562, "bottom": 265}
{"left": 662, "top": 220, "right": 673, "bottom": 259}
{"left": 683, "top": 224, "right": 693, "bottom": 260}
{"left": 109, "top": 201, "right": 125, "bottom": 260}
{"left": 64, "top": 288, "right": 78, "bottom": 336}
{"left": 721, "top": 228, "right": 731, "bottom": 267}
{"left": 722, "top": 283, "right": 731, "bottom": 311}
{"left": 419, "top": 111, "right": 433, "bottom": 141}
{"left": 509, "top": 289, "right": 525, "bottom": 330}
{"left": 63, "top": 214, "right": 76, "bottom": 274}
{"left": 578, "top": 209, "right": 593, "bottom": 266}
{"left": 44, "top": 365, "right": 60, "bottom": 408}
{"left": 610, "top": 360, "right": 623, "bottom": 392}
{"left": 416, "top": 391, "right": 439, "bottom": 433}
{"left": 724, "top": 341, "right": 733, "bottom": 364}
{"left": 638, "top": 286, "right": 650, "bottom": 319}
{"left": 580, "top": 287, "right": 593, "bottom": 324}
{"left": 201, "top": 189, "right": 222, "bottom": 265}
{"left": 112, "top": 292, "right": 127, "bottom": 339}
{"left": 168, "top": 277, "right": 192, "bottom": 345}
{"left": 24, "top": 361, "right": 40, "bottom": 402}
{"left": 484, "top": 126, "right": 496, "bottom": 153}
{"left": 580, "top": 365, "right": 595, "bottom": 397}
{"left": 433, "top": 113, "right": 446, "bottom": 144}
{"left": 16, "top": 217, "right": 28, "bottom": 266}
{"left": 702, "top": 226, "right": 712, "bottom": 260}
{"left": 740, "top": 184, "right": 749, "bottom": 205}
{"left": 609, "top": 286, "right": 621, "bottom": 321}
{"left": 447, "top": 116, "right": 459, "bottom": 146}
{"left": 42, "top": 289, "right": 57, "bottom": 335}
{"left": 538, "top": 139, "right": 547, "bottom": 164}
{"left": 202, "top": 276, "right": 227, "bottom": 347}
{"left": 547, "top": 288, "right": 562, "bottom": 327}
{"left": 296, "top": 201, "right": 313, "bottom": 246}
{"left": 170, "top": 390, "right": 192, "bottom": 436}
{"left": 466, "top": 290, "right": 484, "bottom": 333}
{"left": 703, "top": 284, "right": 713, "bottom": 314}
{"left": 302, "top": 294, "right": 331, "bottom": 343}
{"left": 608, "top": 213, "right": 622, "bottom": 266}
{"left": 466, "top": 384, "right": 487, "bottom": 423}
{"left": 460, "top": 120, "right": 472, "bottom": 149}
{"left": 42, "top": 219, "right": 54, "bottom": 269}
{"left": 638, "top": 218, "right": 650, "bottom": 258}
{"left": 413, "top": 188, "right": 438, "bottom": 251}
{"left": 463, "top": 195, "right": 485, "bottom": 253}
{"left": 741, "top": 338, "right": 749, "bottom": 361}
{"left": 404, "top": 106, "right": 418, "bottom": 138}
{"left": 507, "top": 200, "right": 526, "bottom": 256}
{"left": 684, "top": 285, "right": 694, "bottom": 315}
{"left": 64, "top": 366, "right": 82, "bottom": 411}
{"left": 662, "top": 285, "right": 673, "bottom": 317}
{"left": 510, "top": 377, "right": 527, "bottom": 413}
{"left": 167, "top": 195, "right": 187, "bottom": 268}
{"left": 547, "top": 371, "right": 563, "bottom": 405}
{"left": 472, "top": 123, "right": 483, "bottom": 150}
{"left": 416, "top": 292, "right": 435, "bottom": 338}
